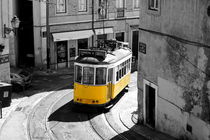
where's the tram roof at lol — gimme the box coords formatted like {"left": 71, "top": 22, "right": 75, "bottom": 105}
{"left": 75, "top": 48, "right": 132, "bottom": 65}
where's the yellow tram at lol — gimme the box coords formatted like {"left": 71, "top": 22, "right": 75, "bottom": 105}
{"left": 73, "top": 40, "right": 132, "bottom": 107}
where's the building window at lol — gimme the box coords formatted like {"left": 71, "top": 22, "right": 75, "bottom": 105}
{"left": 98, "top": 0, "right": 108, "bottom": 19}
{"left": 56, "top": 0, "right": 66, "bottom": 14}
{"left": 148, "top": 0, "right": 159, "bottom": 11}
{"left": 115, "top": 32, "right": 124, "bottom": 42}
{"left": 78, "top": 0, "right": 87, "bottom": 12}
{"left": 116, "top": 0, "right": 125, "bottom": 18}
{"left": 133, "top": 0, "right": 140, "bottom": 9}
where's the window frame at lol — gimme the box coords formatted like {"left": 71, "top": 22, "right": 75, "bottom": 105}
{"left": 133, "top": 0, "right": 140, "bottom": 10}
{"left": 95, "top": 67, "right": 107, "bottom": 85}
{"left": 56, "top": 0, "right": 67, "bottom": 14}
{"left": 98, "top": 0, "right": 108, "bottom": 19}
{"left": 116, "top": 0, "right": 125, "bottom": 8}
{"left": 83, "top": 67, "right": 95, "bottom": 85}
{"left": 147, "top": 0, "right": 161, "bottom": 15}
{"left": 148, "top": 0, "right": 159, "bottom": 11}
{"left": 78, "top": 0, "right": 88, "bottom": 12}
{"left": 74, "top": 64, "right": 108, "bottom": 85}
{"left": 116, "top": 0, "right": 126, "bottom": 18}
{"left": 75, "top": 65, "right": 82, "bottom": 83}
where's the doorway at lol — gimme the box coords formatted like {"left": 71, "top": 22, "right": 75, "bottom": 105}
{"left": 57, "top": 41, "right": 67, "bottom": 68}
{"left": 143, "top": 79, "right": 157, "bottom": 128}
{"left": 132, "top": 30, "right": 139, "bottom": 60}
{"left": 17, "top": 0, "right": 34, "bottom": 67}
{"left": 78, "top": 38, "right": 88, "bottom": 54}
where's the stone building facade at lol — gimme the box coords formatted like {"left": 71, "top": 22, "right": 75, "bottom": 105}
{"left": 33, "top": 0, "right": 140, "bottom": 69}
{"left": 0, "top": 0, "right": 16, "bottom": 82}
{"left": 138, "top": 0, "right": 210, "bottom": 139}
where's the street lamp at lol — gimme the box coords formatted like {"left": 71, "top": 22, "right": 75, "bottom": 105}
{"left": 3, "top": 16, "right": 20, "bottom": 38}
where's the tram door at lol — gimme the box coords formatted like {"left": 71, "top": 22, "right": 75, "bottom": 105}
{"left": 108, "top": 68, "right": 113, "bottom": 99}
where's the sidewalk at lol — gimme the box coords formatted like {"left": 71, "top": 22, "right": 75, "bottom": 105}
{"left": 0, "top": 67, "right": 74, "bottom": 131}
{"left": 0, "top": 68, "right": 176, "bottom": 140}
{"left": 119, "top": 108, "right": 177, "bottom": 140}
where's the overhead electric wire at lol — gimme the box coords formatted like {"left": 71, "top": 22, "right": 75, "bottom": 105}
{"left": 138, "top": 27, "right": 210, "bottom": 78}
{"left": 138, "top": 27, "right": 210, "bottom": 49}
{"left": 167, "top": 42, "right": 210, "bottom": 78}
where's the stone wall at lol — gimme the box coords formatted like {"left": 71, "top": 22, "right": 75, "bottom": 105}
{"left": 138, "top": 0, "right": 210, "bottom": 139}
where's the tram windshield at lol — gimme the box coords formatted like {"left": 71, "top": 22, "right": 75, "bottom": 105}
{"left": 96, "top": 68, "right": 107, "bottom": 85}
{"left": 83, "top": 67, "right": 94, "bottom": 84}
{"left": 75, "top": 65, "right": 82, "bottom": 83}
{"left": 75, "top": 65, "right": 107, "bottom": 85}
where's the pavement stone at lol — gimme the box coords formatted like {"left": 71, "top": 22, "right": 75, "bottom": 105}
{"left": 0, "top": 68, "right": 177, "bottom": 140}
{"left": 119, "top": 107, "right": 177, "bottom": 140}
{"left": 0, "top": 67, "right": 74, "bottom": 132}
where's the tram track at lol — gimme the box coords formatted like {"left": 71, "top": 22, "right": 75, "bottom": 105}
{"left": 27, "top": 86, "right": 73, "bottom": 140}
{"left": 26, "top": 71, "right": 144, "bottom": 140}
{"left": 103, "top": 113, "right": 129, "bottom": 140}
{"left": 88, "top": 111, "right": 130, "bottom": 140}
{"left": 87, "top": 114, "right": 104, "bottom": 140}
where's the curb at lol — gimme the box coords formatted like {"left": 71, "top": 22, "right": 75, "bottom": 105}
{"left": 26, "top": 83, "right": 72, "bottom": 140}
{"left": 119, "top": 107, "right": 154, "bottom": 140}
{"left": 45, "top": 90, "right": 73, "bottom": 140}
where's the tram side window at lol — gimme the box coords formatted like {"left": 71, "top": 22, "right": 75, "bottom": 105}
{"left": 119, "top": 69, "right": 122, "bottom": 79}
{"left": 124, "top": 66, "right": 126, "bottom": 75}
{"left": 83, "top": 67, "right": 94, "bottom": 84}
{"left": 96, "top": 68, "right": 107, "bottom": 85}
{"left": 75, "top": 65, "right": 82, "bottom": 83}
{"left": 116, "top": 71, "right": 119, "bottom": 81}
{"left": 127, "top": 59, "right": 129, "bottom": 72}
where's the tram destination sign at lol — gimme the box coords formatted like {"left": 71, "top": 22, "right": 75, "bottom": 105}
{"left": 79, "top": 49, "right": 107, "bottom": 60}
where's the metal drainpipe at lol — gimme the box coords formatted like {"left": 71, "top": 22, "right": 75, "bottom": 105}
{"left": 46, "top": 0, "right": 50, "bottom": 69}
{"left": 92, "top": 0, "right": 95, "bottom": 47}
{"left": 1, "top": 0, "right": 3, "bottom": 38}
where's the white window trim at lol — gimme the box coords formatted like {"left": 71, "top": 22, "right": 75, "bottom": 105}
{"left": 116, "top": 0, "right": 126, "bottom": 9}
{"left": 78, "top": 0, "right": 88, "bottom": 13}
{"left": 116, "top": 0, "right": 126, "bottom": 18}
{"left": 149, "top": 0, "right": 159, "bottom": 11}
{"left": 147, "top": 0, "right": 161, "bottom": 15}
{"left": 133, "top": 0, "right": 140, "bottom": 10}
{"left": 98, "top": 0, "right": 109, "bottom": 19}
{"left": 55, "top": 0, "right": 68, "bottom": 15}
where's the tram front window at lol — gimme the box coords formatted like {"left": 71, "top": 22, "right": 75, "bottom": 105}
{"left": 83, "top": 67, "right": 94, "bottom": 84}
{"left": 96, "top": 68, "right": 107, "bottom": 85}
{"left": 75, "top": 65, "right": 82, "bottom": 83}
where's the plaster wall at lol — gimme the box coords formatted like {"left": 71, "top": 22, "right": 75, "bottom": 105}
{"left": 0, "top": 0, "right": 14, "bottom": 82}
{"left": 33, "top": 1, "right": 43, "bottom": 67}
{"left": 33, "top": 0, "right": 139, "bottom": 67}
{"left": 158, "top": 77, "right": 210, "bottom": 139}
{"left": 138, "top": 0, "right": 210, "bottom": 139}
